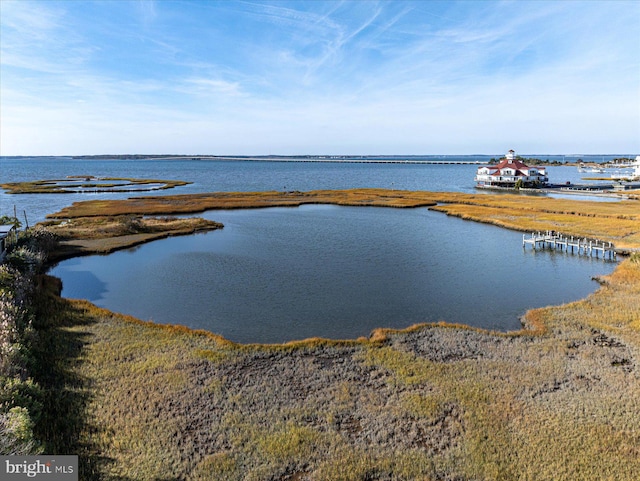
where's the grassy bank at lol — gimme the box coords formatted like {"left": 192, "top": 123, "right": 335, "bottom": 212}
{"left": 29, "top": 189, "right": 640, "bottom": 479}
{"left": 49, "top": 189, "right": 640, "bottom": 250}
{"left": 41, "top": 215, "right": 223, "bottom": 262}
{"left": 41, "top": 257, "right": 640, "bottom": 480}
{"left": 1, "top": 228, "right": 60, "bottom": 455}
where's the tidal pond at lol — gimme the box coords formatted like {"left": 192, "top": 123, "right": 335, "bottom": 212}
{"left": 49, "top": 205, "right": 616, "bottom": 344}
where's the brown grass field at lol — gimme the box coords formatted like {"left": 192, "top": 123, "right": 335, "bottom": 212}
{"left": 49, "top": 188, "right": 640, "bottom": 251}
{"left": 35, "top": 189, "right": 640, "bottom": 480}
{"left": 41, "top": 215, "right": 222, "bottom": 262}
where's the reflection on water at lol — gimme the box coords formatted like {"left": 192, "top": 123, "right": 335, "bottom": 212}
{"left": 49, "top": 206, "right": 616, "bottom": 344}
{"left": 52, "top": 257, "right": 108, "bottom": 302}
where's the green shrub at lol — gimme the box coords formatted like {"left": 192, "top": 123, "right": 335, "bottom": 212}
{"left": 0, "top": 406, "right": 41, "bottom": 454}
{"left": 16, "top": 228, "right": 59, "bottom": 255}
{"left": 120, "top": 215, "right": 145, "bottom": 234}
{"left": 0, "top": 378, "right": 43, "bottom": 422}
{"left": 0, "top": 237, "right": 46, "bottom": 457}
{"left": 5, "top": 247, "right": 46, "bottom": 274}
{"left": 0, "top": 216, "right": 21, "bottom": 230}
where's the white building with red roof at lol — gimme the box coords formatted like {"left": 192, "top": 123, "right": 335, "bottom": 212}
{"left": 475, "top": 149, "right": 548, "bottom": 188}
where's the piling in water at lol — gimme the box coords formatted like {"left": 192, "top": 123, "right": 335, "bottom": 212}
{"left": 522, "top": 230, "right": 616, "bottom": 259}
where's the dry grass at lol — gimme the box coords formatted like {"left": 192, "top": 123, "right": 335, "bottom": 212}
{"left": 45, "top": 254, "right": 639, "bottom": 480}
{"left": 429, "top": 203, "right": 640, "bottom": 250}
{"left": 46, "top": 188, "right": 639, "bottom": 217}
{"left": 48, "top": 189, "right": 640, "bottom": 252}
{"left": 30, "top": 189, "right": 640, "bottom": 480}
{"left": 41, "top": 215, "right": 222, "bottom": 262}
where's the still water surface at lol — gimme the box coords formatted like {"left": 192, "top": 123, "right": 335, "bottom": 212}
{"left": 50, "top": 205, "right": 615, "bottom": 344}
{"left": 2, "top": 157, "right": 620, "bottom": 343}
{"left": 0, "top": 156, "right": 618, "bottom": 224}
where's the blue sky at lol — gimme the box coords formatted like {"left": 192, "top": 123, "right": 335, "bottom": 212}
{"left": 1, "top": 0, "right": 638, "bottom": 155}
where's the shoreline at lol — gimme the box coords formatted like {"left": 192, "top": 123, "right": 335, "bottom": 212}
{"left": 42, "top": 215, "right": 223, "bottom": 264}
{"left": 22, "top": 188, "right": 640, "bottom": 479}
{"left": 475, "top": 183, "right": 640, "bottom": 199}
{"left": 38, "top": 187, "right": 639, "bottom": 346}
{"left": 45, "top": 188, "right": 640, "bottom": 252}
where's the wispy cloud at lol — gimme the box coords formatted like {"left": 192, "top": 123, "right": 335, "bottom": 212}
{"left": 0, "top": 1, "right": 91, "bottom": 74}
{"left": 180, "top": 77, "right": 247, "bottom": 99}
{"left": 1, "top": 0, "right": 62, "bottom": 39}
{"left": 1, "top": 0, "right": 638, "bottom": 155}
{"left": 136, "top": 0, "right": 158, "bottom": 27}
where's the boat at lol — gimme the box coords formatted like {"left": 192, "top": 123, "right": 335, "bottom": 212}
{"left": 611, "top": 156, "right": 640, "bottom": 180}
{"left": 577, "top": 163, "right": 605, "bottom": 173}
{"left": 610, "top": 169, "right": 635, "bottom": 180}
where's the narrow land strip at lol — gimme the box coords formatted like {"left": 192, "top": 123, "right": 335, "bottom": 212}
{"left": 1, "top": 177, "right": 191, "bottom": 194}
{"left": 41, "top": 215, "right": 222, "bottom": 262}
{"left": 47, "top": 188, "right": 640, "bottom": 252}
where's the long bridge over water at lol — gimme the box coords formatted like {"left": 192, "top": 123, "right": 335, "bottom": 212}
{"left": 152, "top": 156, "right": 487, "bottom": 164}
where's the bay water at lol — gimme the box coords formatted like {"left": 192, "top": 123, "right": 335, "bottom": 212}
{"left": 1, "top": 156, "right": 618, "bottom": 343}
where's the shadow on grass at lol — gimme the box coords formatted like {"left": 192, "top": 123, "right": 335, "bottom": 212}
{"left": 30, "top": 275, "right": 124, "bottom": 481}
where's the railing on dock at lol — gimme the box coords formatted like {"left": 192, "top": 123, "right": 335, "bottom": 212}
{"left": 522, "top": 230, "right": 616, "bottom": 259}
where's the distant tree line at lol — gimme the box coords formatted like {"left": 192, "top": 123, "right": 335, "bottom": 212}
{"left": 488, "top": 156, "right": 563, "bottom": 166}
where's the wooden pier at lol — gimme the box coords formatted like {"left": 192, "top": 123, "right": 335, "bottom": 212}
{"left": 522, "top": 230, "right": 616, "bottom": 259}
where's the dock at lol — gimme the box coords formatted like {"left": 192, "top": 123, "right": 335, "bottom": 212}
{"left": 522, "top": 230, "right": 616, "bottom": 259}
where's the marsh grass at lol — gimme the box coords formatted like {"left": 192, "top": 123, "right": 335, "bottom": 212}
{"left": 1, "top": 178, "right": 190, "bottom": 194}
{"left": 41, "top": 216, "right": 222, "bottom": 262}
{"left": 39, "top": 256, "right": 639, "bottom": 480}
{"left": 29, "top": 190, "right": 640, "bottom": 479}
{"left": 47, "top": 188, "right": 639, "bottom": 217}
{"left": 48, "top": 189, "right": 640, "bottom": 251}
{"left": 429, "top": 203, "right": 640, "bottom": 249}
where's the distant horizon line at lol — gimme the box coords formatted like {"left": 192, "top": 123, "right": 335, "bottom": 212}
{"left": 1, "top": 153, "right": 636, "bottom": 159}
